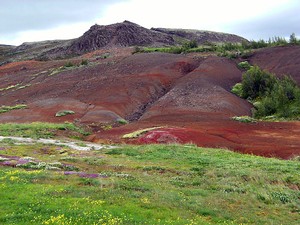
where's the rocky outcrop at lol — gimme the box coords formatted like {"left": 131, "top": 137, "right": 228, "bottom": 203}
{"left": 67, "top": 21, "right": 175, "bottom": 54}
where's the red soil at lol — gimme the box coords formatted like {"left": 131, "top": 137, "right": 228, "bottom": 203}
{"left": 1, "top": 46, "right": 300, "bottom": 159}
{"left": 249, "top": 45, "right": 300, "bottom": 84}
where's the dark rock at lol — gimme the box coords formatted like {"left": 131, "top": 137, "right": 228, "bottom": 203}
{"left": 67, "top": 21, "right": 175, "bottom": 55}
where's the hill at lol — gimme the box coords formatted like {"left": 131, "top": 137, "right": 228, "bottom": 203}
{"left": 1, "top": 44, "right": 300, "bottom": 158}
{"left": 0, "top": 22, "right": 300, "bottom": 159}
{"left": 0, "top": 21, "right": 248, "bottom": 62}
{"left": 249, "top": 45, "right": 300, "bottom": 84}
{"left": 67, "top": 21, "right": 175, "bottom": 55}
{"left": 151, "top": 27, "right": 248, "bottom": 44}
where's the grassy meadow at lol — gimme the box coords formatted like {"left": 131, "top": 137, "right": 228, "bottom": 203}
{"left": 0, "top": 139, "right": 299, "bottom": 224}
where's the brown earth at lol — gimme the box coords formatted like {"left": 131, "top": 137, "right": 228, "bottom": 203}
{"left": 0, "top": 46, "right": 300, "bottom": 159}
{"left": 249, "top": 45, "right": 300, "bottom": 83}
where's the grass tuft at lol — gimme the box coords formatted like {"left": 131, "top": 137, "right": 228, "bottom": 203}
{"left": 0, "top": 122, "right": 90, "bottom": 139}
{"left": 0, "top": 104, "right": 27, "bottom": 114}
{"left": 55, "top": 110, "right": 75, "bottom": 117}
{"left": 122, "top": 127, "right": 164, "bottom": 139}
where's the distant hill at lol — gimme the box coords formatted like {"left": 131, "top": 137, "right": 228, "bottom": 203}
{"left": 0, "top": 44, "right": 16, "bottom": 66}
{"left": 151, "top": 27, "right": 248, "bottom": 44}
{"left": 2, "top": 40, "right": 72, "bottom": 62}
{"left": 0, "top": 20, "right": 248, "bottom": 62}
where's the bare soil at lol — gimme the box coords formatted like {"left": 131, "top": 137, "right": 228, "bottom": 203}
{"left": 1, "top": 46, "right": 300, "bottom": 159}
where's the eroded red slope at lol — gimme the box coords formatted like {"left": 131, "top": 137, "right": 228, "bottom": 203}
{"left": 0, "top": 47, "right": 300, "bottom": 159}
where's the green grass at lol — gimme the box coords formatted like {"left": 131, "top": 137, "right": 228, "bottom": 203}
{"left": 231, "top": 116, "right": 257, "bottom": 123}
{"left": 122, "top": 127, "right": 164, "bottom": 139}
{"left": 0, "top": 84, "right": 20, "bottom": 91}
{"left": 0, "top": 122, "right": 90, "bottom": 139}
{"left": 0, "top": 104, "right": 27, "bottom": 113}
{"left": 133, "top": 34, "right": 300, "bottom": 59}
{"left": 55, "top": 110, "right": 75, "bottom": 117}
{"left": 0, "top": 144, "right": 299, "bottom": 224}
{"left": 0, "top": 84, "right": 31, "bottom": 92}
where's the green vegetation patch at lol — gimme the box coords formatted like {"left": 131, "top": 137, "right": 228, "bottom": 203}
{"left": 116, "top": 118, "right": 128, "bottom": 125}
{"left": 49, "top": 60, "right": 92, "bottom": 76}
{"left": 231, "top": 82, "right": 243, "bottom": 97}
{"left": 238, "top": 61, "right": 252, "bottom": 70}
{"left": 122, "top": 127, "right": 164, "bottom": 139}
{"left": 232, "top": 66, "right": 300, "bottom": 120}
{"left": 133, "top": 40, "right": 200, "bottom": 54}
{"left": 232, "top": 116, "right": 257, "bottom": 123}
{"left": 0, "top": 122, "right": 89, "bottom": 139}
{"left": 55, "top": 110, "right": 75, "bottom": 117}
{"left": 0, "top": 84, "right": 20, "bottom": 92}
{"left": 0, "top": 104, "right": 27, "bottom": 114}
{"left": 0, "top": 144, "right": 299, "bottom": 224}
{"left": 133, "top": 33, "right": 300, "bottom": 59}
{"left": 0, "top": 84, "right": 31, "bottom": 92}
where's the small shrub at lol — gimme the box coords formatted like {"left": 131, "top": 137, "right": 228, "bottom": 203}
{"left": 55, "top": 110, "right": 75, "bottom": 117}
{"left": 117, "top": 118, "right": 128, "bottom": 125}
{"left": 238, "top": 61, "right": 252, "bottom": 70}
{"left": 232, "top": 116, "right": 257, "bottom": 123}
{"left": 64, "top": 61, "right": 75, "bottom": 68}
{"left": 80, "top": 59, "right": 88, "bottom": 66}
{"left": 101, "top": 124, "right": 112, "bottom": 130}
{"left": 182, "top": 40, "right": 198, "bottom": 49}
{"left": 132, "top": 46, "right": 143, "bottom": 54}
{"left": 241, "top": 66, "right": 277, "bottom": 100}
{"left": 289, "top": 33, "right": 297, "bottom": 44}
{"left": 231, "top": 83, "right": 243, "bottom": 97}
{"left": 271, "top": 192, "right": 291, "bottom": 204}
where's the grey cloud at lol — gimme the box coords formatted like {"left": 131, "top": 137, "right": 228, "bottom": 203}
{"left": 227, "top": 3, "right": 300, "bottom": 40}
{"left": 0, "top": 0, "right": 127, "bottom": 35}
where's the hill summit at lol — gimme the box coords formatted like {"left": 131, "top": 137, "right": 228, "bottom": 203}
{"left": 67, "top": 21, "right": 175, "bottom": 54}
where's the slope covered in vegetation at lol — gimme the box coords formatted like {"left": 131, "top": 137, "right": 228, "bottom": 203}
{"left": 232, "top": 65, "right": 300, "bottom": 120}
{"left": 0, "top": 143, "right": 299, "bottom": 224}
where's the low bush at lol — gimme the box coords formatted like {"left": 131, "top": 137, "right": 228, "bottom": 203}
{"left": 64, "top": 61, "right": 75, "bottom": 68}
{"left": 241, "top": 66, "right": 277, "bottom": 100}
{"left": 232, "top": 116, "right": 257, "bottom": 123}
{"left": 117, "top": 118, "right": 128, "bottom": 125}
{"left": 238, "top": 61, "right": 252, "bottom": 70}
{"left": 231, "top": 83, "right": 243, "bottom": 97}
{"left": 233, "top": 66, "right": 300, "bottom": 119}
{"left": 80, "top": 59, "right": 88, "bottom": 66}
{"left": 182, "top": 40, "right": 198, "bottom": 49}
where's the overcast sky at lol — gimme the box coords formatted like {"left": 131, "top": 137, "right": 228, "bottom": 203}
{"left": 1, "top": 0, "right": 299, "bottom": 45}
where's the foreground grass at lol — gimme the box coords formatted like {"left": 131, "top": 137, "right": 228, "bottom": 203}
{"left": 0, "top": 143, "right": 299, "bottom": 224}
{"left": 0, "top": 122, "right": 90, "bottom": 139}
